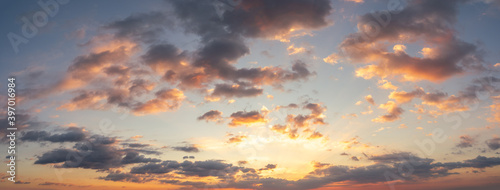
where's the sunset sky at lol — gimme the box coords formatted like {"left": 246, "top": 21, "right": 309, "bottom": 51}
{"left": 1, "top": 0, "right": 500, "bottom": 189}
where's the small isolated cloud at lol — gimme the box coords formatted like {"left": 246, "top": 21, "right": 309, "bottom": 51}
{"left": 351, "top": 156, "right": 360, "bottom": 161}
{"left": 323, "top": 53, "right": 340, "bottom": 64}
{"left": 486, "top": 137, "right": 500, "bottom": 150}
{"left": 259, "top": 164, "right": 277, "bottom": 171}
{"left": 372, "top": 101, "right": 404, "bottom": 123}
{"left": 365, "top": 95, "right": 375, "bottom": 105}
{"left": 197, "top": 110, "right": 223, "bottom": 122}
{"left": 456, "top": 135, "right": 475, "bottom": 148}
{"left": 227, "top": 135, "right": 247, "bottom": 144}
{"left": 172, "top": 144, "right": 200, "bottom": 153}
{"left": 287, "top": 44, "right": 307, "bottom": 55}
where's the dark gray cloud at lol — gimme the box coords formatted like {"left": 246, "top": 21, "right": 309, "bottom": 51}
{"left": 141, "top": 43, "right": 186, "bottom": 73}
{"left": 172, "top": 144, "right": 200, "bottom": 153}
{"left": 210, "top": 83, "right": 263, "bottom": 98}
{"left": 121, "top": 151, "right": 161, "bottom": 164}
{"left": 486, "top": 137, "right": 500, "bottom": 150}
{"left": 99, "top": 171, "right": 146, "bottom": 183}
{"left": 129, "top": 159, "right": 257, "bottom": 181}
{"left": 259, "top": 164, "right": 277, "bottom": 171}
{"left": 34, "top": 135, "right": 161, "bottom": 170}
{"left": 122, "top": 143, "right": 151, "bottom": 148}
{"left": 21, "top": 127, "right": 87, "bottom": 142}
{"left": 0, "top": 113, "right": 49, "bottom": 142}
{"left": 105, "top": 12, "right": 172, "bottom": 43}
{"left": 197, "top": 110, "right": 223, "bottom": 122}
{"left": 183, "top": 156, "right": 195, "bottom": 159}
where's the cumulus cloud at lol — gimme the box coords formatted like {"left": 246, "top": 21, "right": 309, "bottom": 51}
{"left": 339, "top": 0, "right": 483, "bottom": 82}
{"left": 18, "top": 0, "right": 330, "bottom": 116}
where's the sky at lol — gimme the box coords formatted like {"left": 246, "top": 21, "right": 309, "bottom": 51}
{"left": 1, "top": 0, "right": 500, "bottom": 189}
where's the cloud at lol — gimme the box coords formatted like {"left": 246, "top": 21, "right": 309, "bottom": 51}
{"left": 197, "top": 110, "right": 224, "bottom": 122}
{"left": 104, "top": 12, "right": 172, "bottom": 43}
{"left": 287, "top": 44, "right": 307, "bottom": 55}
{"left": 456, "top": 135, "right": 476, "bottom": 148}
{"left": 271, "top": 102, "right": 327, "bottom": 140}
{"left": 14, "top": 181, "right": 30, "bottom": 184}
{"left": 378, "top": 80, "right": 398, "bottom": 90}
{"left": 57, "top": 90, "right": 108, "bottom": 111}
{"left": 345, "top": 0, "right": 364, "bottom": 3}
{"left": 141, "top": 43, "right": 187, "bottom": 74}
{"left": 339, "top": 0, "right": 483, "bottom": 82}
{"left": 129, "top": 159, "right": 257, "bottom": 180}
{"left": 259, "top": 164, "right": 277, "bottom": 171}
{"left": 389, "top": 88, "right": 425, "bottom": 104}
{"left": 489, "top": 101, "right": 500, "bottom": 123}
{"left": 132, "top": 88, "right": 185, "bottom": 115}
{"left": 227, "top": 135, "right": 247, "bottom": 144}
{"left": 372, "top": 101, "right": 404, "bottom": 123}
{"left": 90, "top": 149, "right": 500, "bottom": 189}
{"left": 34, "top": 134, "right": 161, "bottom": 170}
{"left": 312, "top": 161, "right": 330, "bottom": 169}
{"left": 209, "top": 83, "right": 263, "bottom": 99}
{"left": 388, "top": 77, "right": 500, "bottom": 114}
{"left": 17, "top": 0, "right": 329, "bottom": 116}
{"left": 99, "top": 171, "right": 147, "bottom": 183}
{"left": 323, "top": 53, "right": 340, "bottom": 64}
{"left": 38, "top": 182, "right": 91, "bottom": 187}
{"left": 229, "top": 110, "right": 267, "bottom": 127}
{"left": 122, "top": 143, "right": 151, "bottom": 148}
{"left": 486, "top": 137, "right": 500, "bottom": 150}
{"left": 183, "top": 156, "right": 195, "bottom": 159}
{"left": 21, "top": 127, "right": 87, "bottom": 142}
{"left": 217, "top": 0, "right": 332, "bottom": 38}
{"left": 365, "top": 94, "right": 375, "bottom": 105}
{"left": 172, "top": 144, "right": 200, "bottom": 153}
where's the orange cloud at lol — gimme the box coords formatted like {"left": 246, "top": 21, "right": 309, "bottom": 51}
{"left": 365, "top": 94, "right": 375, "bottom": 105}
{"left": 372, "top": 101, "right": 404, "bottom": 123}
{"left": 133, "top": 88, "right": 185, "bottom": 115}
{"left": 227, "top": 135, "right": 247, "bottom": 144}
{"left": 228, "top": 111, "right": 267, "bottom": 127}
